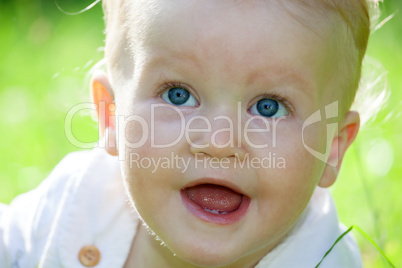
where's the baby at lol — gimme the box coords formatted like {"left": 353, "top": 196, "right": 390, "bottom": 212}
{"left": 1, "top": 0, "right": 375, "bottom": 267}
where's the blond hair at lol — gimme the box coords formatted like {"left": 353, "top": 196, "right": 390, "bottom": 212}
{"left": 102, "top": 0, "right": 381, "bottom": 111}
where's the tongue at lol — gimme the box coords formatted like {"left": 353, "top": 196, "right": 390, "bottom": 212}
{"left": 186, "top": 184, "right": 242, "bottom": 214}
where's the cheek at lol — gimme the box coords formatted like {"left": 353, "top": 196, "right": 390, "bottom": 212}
{"left": 116, "top": 101, "right": 188, "bottom": 203}
{"left": 252, "top": 120, "right": 324, "bottom": 220}
{"left": 120, "top": 144, "right": 182, "bottom": 224}
{"left": 150, "top": 105, "right": 191, "bottom": 148}
{"left": 116, "top": 101, "right": 188, "bottom": 152}
{"left": 274, "top": 121, "right": 324, "bottom": 189}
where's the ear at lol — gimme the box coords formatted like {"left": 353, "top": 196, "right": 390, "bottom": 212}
{"left": 318, "top": 111, "right": 360, "bottom": 188}
{"left": 91, "top": 71, "right": 118, "bottom": 156}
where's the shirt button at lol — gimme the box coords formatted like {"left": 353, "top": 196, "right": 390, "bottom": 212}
{"left": 78, "top": 245, "right": 101, "bottom": 267}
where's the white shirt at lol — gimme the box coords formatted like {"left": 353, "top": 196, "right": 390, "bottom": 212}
{"left": 0, "top": 149, "right": 362, "bottom": 268}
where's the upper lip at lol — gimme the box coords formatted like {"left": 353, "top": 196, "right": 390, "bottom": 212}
{"left": 181, "top": 177, "right": 247, "bottom": 196}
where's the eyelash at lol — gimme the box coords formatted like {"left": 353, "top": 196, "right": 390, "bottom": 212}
{"left": 156, "top": 80, "right": 294, "bottom": 115}
{"left": 156, "top": 80, "right": 191, "bottom": 95}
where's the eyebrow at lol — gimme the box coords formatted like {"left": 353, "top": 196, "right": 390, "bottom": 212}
{"left": 139, "top": 46, "right": 314, "bottom": 99}
{"left": 246, "top": 63, "right": 314, "bottom": 97}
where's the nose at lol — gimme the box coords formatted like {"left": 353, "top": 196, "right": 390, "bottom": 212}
{"left": 188, "top": 112, "right": 246, "bottom": 160}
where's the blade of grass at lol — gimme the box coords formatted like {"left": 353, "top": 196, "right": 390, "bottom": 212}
{"left": 315, "top": 226, "right": 353, "bottom": 267}
{"left": 315, "top": 225, "right": 395, "bottom": 268}
{"left": 353, "top": 225, "right": 395, "bottom": 268}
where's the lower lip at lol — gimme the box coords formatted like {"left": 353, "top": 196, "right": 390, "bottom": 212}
{"left": 180, "top": 189, "right": 251, "bottom": 225}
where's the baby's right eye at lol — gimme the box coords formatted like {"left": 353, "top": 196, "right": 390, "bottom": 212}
{"left": 161, "top": 87, "right": 198, "bottom": 107}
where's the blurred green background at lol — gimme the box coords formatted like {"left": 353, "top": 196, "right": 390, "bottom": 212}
{"left": 0, "top": 0, "right": 400, "bottom": 267}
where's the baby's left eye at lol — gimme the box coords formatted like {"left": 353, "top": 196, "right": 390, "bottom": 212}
{"left": 250, "top": 98, "right": 288, "bottom": 118}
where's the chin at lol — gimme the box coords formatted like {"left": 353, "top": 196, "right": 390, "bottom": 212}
{"left": 167, "top": 238, "right": 245, "bottom": 267}
{"left": 179, "top": 254, "right": 238, "bottom": 267}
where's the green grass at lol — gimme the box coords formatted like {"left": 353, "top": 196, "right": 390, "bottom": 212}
{"left": 331, "top": 1, "right": 402, "bottom": 266}
{"left": 0, "top": 1, "right": 401, "bottom": 267}
{"left": 0, "top": 0, "right": 103, "bottom": 202}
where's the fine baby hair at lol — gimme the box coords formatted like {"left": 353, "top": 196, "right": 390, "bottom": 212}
{"left": 101, "top": 0, "right": 377, "bottom": 108}
{"left": 100, "top": 0, "right": 388, "bottom": 126}
{"left": 1, "top": 0, "right": 394, "bottom": 268}
{"left": 98, "top": 0, "right": 388, "bottom": 128}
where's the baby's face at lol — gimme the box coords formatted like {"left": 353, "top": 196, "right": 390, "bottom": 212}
{"left": 113, "top": 0, "right": 341, "bottom": 266}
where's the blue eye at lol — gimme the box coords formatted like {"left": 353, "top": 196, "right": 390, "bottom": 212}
{"left": 250, "top": 98, "right": 288, "bottom": 118}
{"left": 161, "top": 87, "right": 198, "bottom": 106}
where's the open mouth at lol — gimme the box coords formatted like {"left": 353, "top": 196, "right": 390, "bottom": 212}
{"left": 180, "top": 183, "right": 251, "bottom": 225}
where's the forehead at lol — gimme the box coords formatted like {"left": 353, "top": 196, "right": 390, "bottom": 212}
{"left": 119, "top": 0, "right": 339, "bottom": 101}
